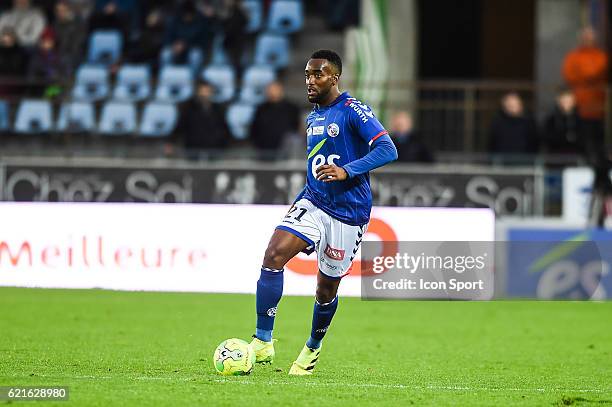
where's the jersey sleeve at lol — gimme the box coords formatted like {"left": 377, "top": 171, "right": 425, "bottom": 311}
{"left": 347, "top": 102, "right": 389, "bottom": 146}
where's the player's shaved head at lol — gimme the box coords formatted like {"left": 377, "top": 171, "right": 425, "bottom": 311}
{"left": 310, "top": 50, "right": 342, "bottom": 75}
{"left": 305, "top": 50, "right": 342, "bottom": 106}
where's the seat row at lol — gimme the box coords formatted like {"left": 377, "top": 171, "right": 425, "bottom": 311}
{"left": 6, "top": 100, "right": 178, "bottom": 137}
{"left": 1, "top": 99, "right": 258, "bottom": 140}
{"left": 73, "top": 63, "right": 277, "bottom": 105}
{"left": 88, "top": 0, "right": 302, "bottom": 65}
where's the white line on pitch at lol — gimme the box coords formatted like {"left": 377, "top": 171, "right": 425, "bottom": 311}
{"left": 3, "top": 373, "right": 611, "bottom": 394}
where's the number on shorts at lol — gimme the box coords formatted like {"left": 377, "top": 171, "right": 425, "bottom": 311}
{"left": 285, "top": 206, "right": 307, "bottom": 222}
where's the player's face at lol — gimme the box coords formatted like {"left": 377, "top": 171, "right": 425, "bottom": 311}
{"left": 305, "top": 59, "right": 338, "bottom": 103}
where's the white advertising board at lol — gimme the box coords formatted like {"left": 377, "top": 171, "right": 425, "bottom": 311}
{"left": 0, "top": 203, "right": 494, "bottom": 296}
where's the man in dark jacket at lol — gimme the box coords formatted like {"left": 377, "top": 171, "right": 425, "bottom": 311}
{"left": 178, "top": 80, "right": 229, "bottom": 154}
{"left": 488, "top": 92, "right": 538, "bottom": 155}
{"left": 543, "top": 90, "right": 580, "bottom": 154}
{"left": 389, "top": 111, "right": 433, "bottom": 163}
{"left": 249, "top": 81, "right": 300, "bottom": 157}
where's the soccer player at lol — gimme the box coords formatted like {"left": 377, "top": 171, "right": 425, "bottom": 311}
{"left": 250, "top": 50, "right": 398, "bottom": 375}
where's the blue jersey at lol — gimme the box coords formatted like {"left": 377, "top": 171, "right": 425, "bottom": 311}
{"left": 303, "top": 92, "right": 388, "bottom": 226}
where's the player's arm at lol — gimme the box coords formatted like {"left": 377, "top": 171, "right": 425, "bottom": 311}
{"left": 316, "top": 105, "right": 398, "bottom": 182}
{"left": 341, "top": 135, "right": 397, "bottom": 178}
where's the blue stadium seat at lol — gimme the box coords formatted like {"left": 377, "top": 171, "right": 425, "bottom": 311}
{"left": 98, "top": 101, "right": 137, "bottom": 135}
{"left": 243, "top": 0, "right": 263, "bottom": 33}
{"left": 267, "top": 0, "right": 303, "bottom": 34}
{"left": 202, "top": 64, "right": 236, "bottom": 103}
{"left": 14, "top": 99, "right": 53, "bottom": 134}
{"left": 160, "top": 47, "right": 204, "bottom": 74}
{"left": 239, "top": 65, "right": 276, "bottom": 104}
{"left": 57, "top": 102, "right": 95, "bottom": 132}
{"left": 72, "top": 64, "right": 110, "bottom": 102}
{"left": 226, "top": 103, "right": 255, "bottom": 140}
{"left": 88, "top": 30, "right": 123, "bottom": 65}
{"left": 113, "top": 64, "right": 151, "bottom": 102}
{"left": 0, "top": 100, "right": 8, "bottom": 131}
{"left": 210, "top": 34, "right": 228, "bottom": 65}
{"left": 254, "top": 33, "right": 290, "bottom": 68}
{"left": 139, "top": 102, "right": 178, "bottom": 137}
{"left": 155, "top": 65, "right": 194, "bottom": 102}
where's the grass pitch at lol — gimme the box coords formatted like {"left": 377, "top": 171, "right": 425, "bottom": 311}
{"left": 0, "top": 288, "right": 611, "bottom": 406}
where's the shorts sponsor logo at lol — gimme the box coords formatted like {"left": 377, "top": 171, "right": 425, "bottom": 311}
{"left": 324, "top": 244, "right": 345, "bottom": 261}
{"left": 312, "top": 126, "right": 325, "bottom": 136}
{"left": 327, "top": 123, "right": 340, "bottom": 137}
{"left": 267, "top": 307, "right": 277, "bottom": 317}
{"left": 320, "top": 257, "right": 338, "bottom": 270}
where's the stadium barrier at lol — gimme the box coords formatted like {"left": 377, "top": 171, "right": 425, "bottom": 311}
{"left": 0, "top": 203, "right": 494, "bottom": 297}
{"left": 496, "top": 218, "right": 612, "bottom": 299}
{"left": 0, "top": 158, "right": 544, "bottom": 217}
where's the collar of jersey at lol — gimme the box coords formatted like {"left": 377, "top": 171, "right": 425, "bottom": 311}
{"left": 314, "top": 91, "right": 350, "bottom": 112}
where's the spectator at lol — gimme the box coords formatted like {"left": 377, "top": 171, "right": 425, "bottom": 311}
{"left": 250, "top": 81, "right": 300, "bottom": 155}
{"left": 28, "top": 27, "right": 65, "bottom": 82}
{"left": 0, "top": 0, "right": 46, "bottom": 47}
{"left": 389, "top": 111, "right": 433, "bottom": 163}
{"left": 562, "top": 27, "right": 611, "bottom": 226}
{"left": 54, "top": 0, "right": 86, "bottom": 74}
{"left": 219, "top": 0, "right": 248, "bottom": 72}
{"left": 89, "top": 0, "right": 137, "bottom": 40}
{"left": 178, "top": 81, "right": 229, "bottom": 153}
{"left": 126, "top": 8, "right": 165, "bottom": 71}
{"left": 562, "top": 26, "right": 608, "bottom": 125}
{"left": 0, "top": 28, "right": 28, "bottom": 77}
{"left": 488, "top": 92, "right": 538, "bottom": 155}
{"left": 543, "top": 90, "right": 580, "bottom": 154}
{"left": 164, "top": 1, "right": 215, "bottom": 65}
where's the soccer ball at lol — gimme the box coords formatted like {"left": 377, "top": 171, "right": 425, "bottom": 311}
{"left": 213, "top": 338, "right": 254, "bottom": 376}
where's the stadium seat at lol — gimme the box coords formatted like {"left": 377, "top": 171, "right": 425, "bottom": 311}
{"left": 160, "top": 47, "right": 204, "bottom": 74}
{"left": 239, "top": 65, "right": 276, "bottom": 104}
{"left": 87, "top": 30, "right": 123, "bottom": 65}
{"left": 226, "top": 103, "right": 255, "bottom": 140}
{"left": 267, "top": 0, "right": 303, "bottom": 34}
{"left": 72, "top": 64, "right": 110, "bottom": 102}
{"left": 139, "top": 102, "right": 178, "bottom": 137}
{"left": 0, "top": 100, "right": 8, "bottom": 131}
{"left": 254, "top": 33, "right": 290, "bottom": 68}
{"left": 209, "top": 34, "right": 228, "bottom": 65}
{"left": 243, "top": 0, "right": 263, "bottom": 33}
{"left": 56, "top": 101, "right": 95, "bottom": 132}
{"left": 14, "top": 99, "right": 53, "bottom": 134}
{"left": 155, "top": 65, "right": 194, "bottom": 103}
{"left": 113, "top": 65, "right": 151, "bottom": 102}
{"left": 202, "top": 64, "right": 236, "bottom": 103}
{"left": 98, "top": 101, "right": 137, "bottom": 135}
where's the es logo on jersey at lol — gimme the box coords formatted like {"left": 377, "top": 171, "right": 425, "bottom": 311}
{"left": 327, "top": 123, "right": 340, "bottom": 137}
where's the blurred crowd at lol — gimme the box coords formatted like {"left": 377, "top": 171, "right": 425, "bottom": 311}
{"left": 0, "top": 0, "right": 608, "bottom": 163}
{"left": 0, "top": 0, "right": 251, "bottom": 84}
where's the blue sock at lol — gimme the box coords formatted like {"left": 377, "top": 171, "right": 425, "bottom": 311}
{"left": 255, "top": 267, "right": 284, "bottom": 342}
{"left": 306, "top": 296, "right": 338, "bottom": 349}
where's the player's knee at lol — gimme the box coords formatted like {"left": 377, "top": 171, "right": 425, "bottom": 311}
{"left": 263, "top": 244, "right": 289, "bottom": 269}
{"left": 316, "top": 284, "right": 337, "bottom": 304}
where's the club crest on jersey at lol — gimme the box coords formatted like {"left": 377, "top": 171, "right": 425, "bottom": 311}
{"left": 327, "top": 123, "right": 340, "bottom": 137}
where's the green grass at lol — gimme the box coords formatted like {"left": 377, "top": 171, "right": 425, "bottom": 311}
{"left": 0, "top": 288, "right": 611, "bottom": 406}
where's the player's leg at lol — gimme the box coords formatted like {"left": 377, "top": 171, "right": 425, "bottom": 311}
{"left": 289, "top": 272, "right": 340, "bottom": 375}
{"left": 252, "top": 225, "right": 313, "bottom": 363}
{"left": 289, "top": 221, "right": 366, "bottom": 375}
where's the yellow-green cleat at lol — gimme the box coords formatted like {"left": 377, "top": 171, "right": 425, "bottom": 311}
{"left": 250, "top": 336, "right": 275, "bottom": 364}
{"left": 288, "top": 344, "right": 321, "bottom": 375}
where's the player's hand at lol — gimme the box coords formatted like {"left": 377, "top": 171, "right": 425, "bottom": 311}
{"left": 315, "top": 165, "right": 348, "bottom": 182}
